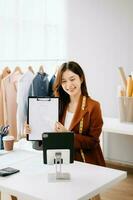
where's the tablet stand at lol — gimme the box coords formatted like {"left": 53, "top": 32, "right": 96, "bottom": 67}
{"left": 48, "top": 152, "right": 71, "bottom": 182}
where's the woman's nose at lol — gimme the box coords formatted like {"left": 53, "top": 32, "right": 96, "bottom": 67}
{"left": 65, "top": 82, "right": 71, "bottom": 89}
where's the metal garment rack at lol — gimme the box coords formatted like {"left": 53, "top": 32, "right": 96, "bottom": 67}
{"left": 0, "top": 59, "right": 66, "bottom": 62}
{"left": 0, "top": 59, "right": 67, "bottom": 72}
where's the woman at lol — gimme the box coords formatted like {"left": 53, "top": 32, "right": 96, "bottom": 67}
{"left": 54, "top": 61, "right": 105, "bottom": 166}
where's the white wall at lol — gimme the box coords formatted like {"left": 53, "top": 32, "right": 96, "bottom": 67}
{"left": 66, "top": 0, "right": 133, "bottom": 164}
{"left": 66, "top": 0, "right": 133, "bottom": 117}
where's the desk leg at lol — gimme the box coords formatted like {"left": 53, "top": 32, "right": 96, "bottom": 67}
{"left": 11, "top": 195, "right": 17, "bottom": 200}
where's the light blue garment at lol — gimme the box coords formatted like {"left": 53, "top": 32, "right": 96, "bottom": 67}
{"left": 29, "top": 72, "right": 49, "bottom": 97}
{"left": 49, "top": 74, "right": 56, "bottom": 97}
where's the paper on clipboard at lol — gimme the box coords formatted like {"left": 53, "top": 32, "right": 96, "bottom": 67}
{"left": 28, "top": 97, "right": 59, "bottom": 140}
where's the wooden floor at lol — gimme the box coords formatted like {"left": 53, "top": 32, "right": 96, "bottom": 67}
{"left": 101, "top": 161, "right": 133, "bottom": 200}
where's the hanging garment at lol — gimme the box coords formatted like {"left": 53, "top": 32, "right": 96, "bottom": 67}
{"left": 49, "top": 74, "right": 56, "bottom": 97}
{"left": 1, "top": 71, "right": 22, "bottom": 139}
{"left": 16, "top": 70, "right": 34, "bottom": 140}
{"left": 29, "top": 72, "right": 49, "bottom": 97}
{"left": 0, "top": 68, "right": 11, "bottom": 125}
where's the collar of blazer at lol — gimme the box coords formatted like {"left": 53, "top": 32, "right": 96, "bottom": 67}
{"left": 61, "top": 95, "right": 88, "bottom": 131}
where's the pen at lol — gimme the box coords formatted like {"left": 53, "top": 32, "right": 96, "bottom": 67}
{"left": 0, "top": 125, "right": 10, "bottom": 136}
{"left": 3, "top": 125, "right": 10, "bottom": 135}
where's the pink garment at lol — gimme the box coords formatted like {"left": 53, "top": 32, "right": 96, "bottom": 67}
{"left": 1, "top": 71, "right": 22, "bottom": 139}
{"left": 0, "top": 67, "right": 11, "bottom": 125}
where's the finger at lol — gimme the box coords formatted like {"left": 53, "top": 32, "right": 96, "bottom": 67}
{"left": 57, "top": 122, "right": 62, "bottom": 126}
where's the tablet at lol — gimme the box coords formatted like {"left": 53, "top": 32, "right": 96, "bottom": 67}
{"left": 42, "top": 132, "right": 74, "bottom": 164}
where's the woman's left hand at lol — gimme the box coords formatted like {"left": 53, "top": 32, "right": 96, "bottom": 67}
{"left": 55, "top": 122, "right": 68, "bottom": 132}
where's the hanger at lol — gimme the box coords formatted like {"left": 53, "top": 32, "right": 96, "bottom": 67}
{"left": 3, "top": 66, "right": 11, "bottom": 74}
{"left": 28, "top": 66, "right": 34, "bottom": 74}
{"left": 2, "top": 66, "right": 11, "bottom": 78}
{"left": 14, "top": 66, "right": 23, "bottom": 74}
{"left": 4, "top": 66, "right": 11, "bottom": 73}
{"left": 39, "top": 65, "right": 45, "bottom": 74}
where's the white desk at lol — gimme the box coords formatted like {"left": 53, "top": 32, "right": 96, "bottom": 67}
{"left": 0, "top": 148, "right": 126, "bottom": 200}
{"left": 102, "top": 117, "right": 133, "bottom": 163}
{"left": 103, "top": 117, "right": 133, "bottom": 136}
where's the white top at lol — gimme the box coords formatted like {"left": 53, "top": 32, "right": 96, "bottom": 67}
{"left": 64, "top": 111, "right": 74, "bottom": 129}
{"left": 16, "top": 70, "right": 34, "bottom": 139}
{"left": 0, "top": 146, "right": 127, "bottom": 200}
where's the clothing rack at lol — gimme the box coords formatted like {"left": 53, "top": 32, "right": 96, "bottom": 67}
{"left": 0, "top": 59, "right": 66, "bottom": 62}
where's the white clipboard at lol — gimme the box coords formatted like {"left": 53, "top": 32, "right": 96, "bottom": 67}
{"left": 27, "top": 97, "right": 59, "bottom": 140}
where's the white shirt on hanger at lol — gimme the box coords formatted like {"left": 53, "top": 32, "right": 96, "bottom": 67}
{"left": 16, "top": 70, "right": 34, "bottom": 140}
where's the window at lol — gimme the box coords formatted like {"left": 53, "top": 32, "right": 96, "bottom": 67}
{"left": 0, "top": 0, "right": 66, "bottom": 74}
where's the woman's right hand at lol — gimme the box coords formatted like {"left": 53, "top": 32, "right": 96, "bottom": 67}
{"left": 24, "top": 122, "right": 31, "bottom": 135}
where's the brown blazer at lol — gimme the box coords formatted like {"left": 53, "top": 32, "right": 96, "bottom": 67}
{"left": 60, "top": 95, "right": 105, "bottom": 166}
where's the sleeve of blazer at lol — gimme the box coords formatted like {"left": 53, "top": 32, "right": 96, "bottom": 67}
{"left": 74, "top": 102, "right": 103, "bottom": 150}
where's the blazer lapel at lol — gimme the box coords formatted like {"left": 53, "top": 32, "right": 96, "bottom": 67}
{"left": 69, "top": 95, "right": 88, "bottom": 131}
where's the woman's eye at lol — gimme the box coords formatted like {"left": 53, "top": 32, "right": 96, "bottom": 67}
{"left": 62, "top": 80, "right": 66, "bottom": 83}
{"left": 70, "top": 78, "right": 75, "bottom": 81}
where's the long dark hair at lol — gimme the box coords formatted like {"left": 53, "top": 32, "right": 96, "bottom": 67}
{"left": 53, "top": 61, "right": 89, "bottom": 118}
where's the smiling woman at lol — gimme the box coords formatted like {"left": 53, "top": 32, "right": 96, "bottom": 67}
{"left": 53, "top": 61, "right": 105, "bottom": 200}
{"left": 54, "top": 61, "right": 105, "bottom": 200}
{"left": 53, "top": 61, "right": 105, "bottom": 165}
